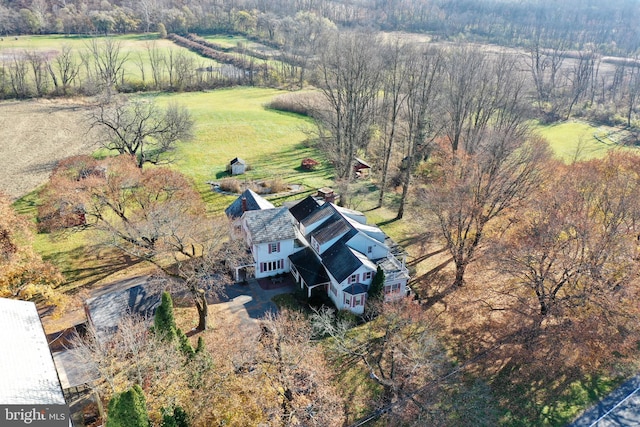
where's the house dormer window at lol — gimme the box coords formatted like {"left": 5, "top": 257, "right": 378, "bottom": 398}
{"left": 268, "top": 242, "right": 280, "bottom": 253}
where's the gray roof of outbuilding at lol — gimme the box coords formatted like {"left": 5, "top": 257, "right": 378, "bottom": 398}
{"left": 0, "top": 298, "right": 66, "bottom": 404}
{"left": 288, "top": 196, "right": 321, "bottom": 222}
{"left": 225, "top": 189, "right": 275, "bottom": 219}
{"left": 85, "top": 277, "right": 162, "bottom": 344}
{"left": 321, "top": 235, "right": 363, "bottom": 283}
{"left": 289, "top": 247, "right": 330, "bottom": 286}
{"left": 243, "top": 207, "right": 297, "bottom": 244}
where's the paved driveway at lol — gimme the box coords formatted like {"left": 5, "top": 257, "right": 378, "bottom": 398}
{"left": 216, "top": 278, "right": 295, "bottom": 326}
{"left": 569, "top": 375, "right": 640, "bottom": 426}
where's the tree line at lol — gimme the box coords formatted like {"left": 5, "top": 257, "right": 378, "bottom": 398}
{"left": 298, "top": 32, "right": 640, "bottom": 220}
{"left": 3, "top": 1, "right": 640, "bottom": 55}
{"left": 0, "top": 37, "right": 265, "bottom": 99}
{"left": 303, "top": 31, "right": 640, "bottom": 360}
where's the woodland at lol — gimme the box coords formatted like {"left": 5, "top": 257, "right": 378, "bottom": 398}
{"left": 3, "top": 0, "right": 640, "bottom": 426}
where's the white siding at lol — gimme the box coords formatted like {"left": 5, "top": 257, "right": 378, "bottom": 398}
{"left": 383, "top": 278, "right": 408, "bottom": 301}
{"left": 253, "top": 239, "right": 295, "bottom": 278}
{"left": 346, "top": 234, "right": 388, "bottom": 260}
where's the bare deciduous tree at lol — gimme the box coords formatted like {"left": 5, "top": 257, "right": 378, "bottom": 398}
{"left": 311, "top": 300, "right": 449, "bottom": 424}
{"left": 47, "top": 44, "right": 80, "bottom": 95}
{"left": 375, "top": 38, "right": 412, "bottom": 209}
{"left": 146, "top": 42, "right": 166, "bottom": 90}
{"left": 42, "top": 155, "right": 248, "bottom": 331}
{"left": 496, "top": 153, "right": 640, "bottom": 318}
{"left": 441, "top": 47, "right": 528, "bottom": 155}
{"left": 256, "top": 310, "right": 345, "bottom": 427}
{"left": 8, "top": 53, "right": 29, "bottom": 98}
{"left": 525, "top": 27, "right": 570, "bottom": 121}
{"left": 313, "top": 31, "right": 383, "bottom": 204}
{"left": 396, "top": 45, "right": 442, "bottom": 219}
{"left": 89, "top": 96, "right": 194, "bottom": 168}
{"left": 87, "top": 38, "right": 129, "bottom": 91}
{"left": 25, "top": 50, "right": 48, "bottom": 96}
{"left": 421, "top": 132, "right": 551, "bottom": 287}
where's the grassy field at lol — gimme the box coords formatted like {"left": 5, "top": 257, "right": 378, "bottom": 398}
{"left": 10, "top": 87, "right": 334, "bottom": 293}
{"left": 533, "top": 120, "right": 628, "bottom": 162}
{"left": 0, "top": 33, "right": 224, "bottom": 85}
{"left": 202, "top": 34, "right": 277, "bottom": 53}
{"left": 146, "top": 87, "right": 333, "bottom": 213}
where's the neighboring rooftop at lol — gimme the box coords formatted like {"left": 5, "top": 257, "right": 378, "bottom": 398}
{"left": 225, "top": 189, "right": 275, "bottom": 219}
{"left": 354, "top": 157, "right": 372, "bottom": 169}
{"left": 0, "top": 298, "right": 66, "bottom": 405}
{"left": 84, "top": 277, "right": 162, "bottom": 344}
{"left": 243, "top": 207, "right": 297, "bottom": 244}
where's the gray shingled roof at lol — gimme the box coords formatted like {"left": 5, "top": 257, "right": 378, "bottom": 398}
{"left": 310, "top": 214, "right": 354, "bottom": 246}
{"left": 343, "top": 283, "right": 369, "bottom": 295}
{"left": 85, "top": 277, "right": 162, "bottom": 344}
{"left": 225, "top": 189, "right": 275, "bottom": 219}
{"left": 321, "top": 235, "right": 363, "bottom": 283}
{"left": 301, "top": 202, "right": 334, "bottom": 228}
{"left": 0, "top": 298, "right": 66, "bottom": 404}
{"left": 288, "top": 196, "right": 320, "bottom": 222}
{"left": 289, "top": 247, "right": 330, "bottom": 286}
{"left": 243, "top": 207, "right": 297, "bottom": 244}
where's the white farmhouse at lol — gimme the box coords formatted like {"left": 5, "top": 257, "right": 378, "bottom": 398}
{"left": 241, "top": 207, "right": 303, "bottom": 278}
{"left": 229, "top": 192, "right": 410, "bottom": 314}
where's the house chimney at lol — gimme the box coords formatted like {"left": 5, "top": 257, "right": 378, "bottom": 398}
{"left": 317, "top": 187, "right": 335, "bottom": 203}
{"left": 241, "top": 197, "right": 247, "bottom": 212}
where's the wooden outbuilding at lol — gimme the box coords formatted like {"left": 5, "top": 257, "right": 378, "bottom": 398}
{"left": 354, "top": 157, "right": 371, "bottom": 177}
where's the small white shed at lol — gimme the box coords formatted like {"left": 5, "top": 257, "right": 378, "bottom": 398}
{"left": 228, "top": 157, "right": 247, "bottom": 175}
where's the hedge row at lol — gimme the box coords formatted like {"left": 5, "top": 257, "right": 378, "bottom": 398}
{"left": 184, "top": 33, "right": 272, "bottom": 61}
{"left": 169, "top": 34, "right": 268, "bottom": 75}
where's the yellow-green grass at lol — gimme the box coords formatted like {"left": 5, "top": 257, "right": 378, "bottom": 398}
{"left": 533, "top": 120, "right": 627, "bottom": 162}
{"left": 13, "top": 191, "right": 153, "bottom": 293}
{"left": 202, "top": 34, "right": 254, "bottom": 49}
{"left": 495, "top": 370, "right": 621, "bottom": 427}
{"left": 202, "top": 34, "right": 281, "bottom": 58}
{"left": 0, "top": 33, "right": 224, "bottom": 85}
{"left": 144, "top": 87, "right": 334, "bottom": 213}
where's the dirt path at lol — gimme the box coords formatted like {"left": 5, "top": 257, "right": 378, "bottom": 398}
{"left": 0, "top": 98, "right": 97, "bottom": 199}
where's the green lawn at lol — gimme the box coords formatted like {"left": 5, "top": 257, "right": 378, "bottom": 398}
{"left": 533, "top": 120, "right": 624, "bottom": 162}
{"left": 0, "top": 33, "right": 224, "bottom": 85}
{"left": 15, "top": 87, "right": 334, "bottom": 290}
{"left": 494, "top": 367, "right": 621, "bottom": 427}
{"left": 144, "top": 87, "right": 333, "bottom": 213}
